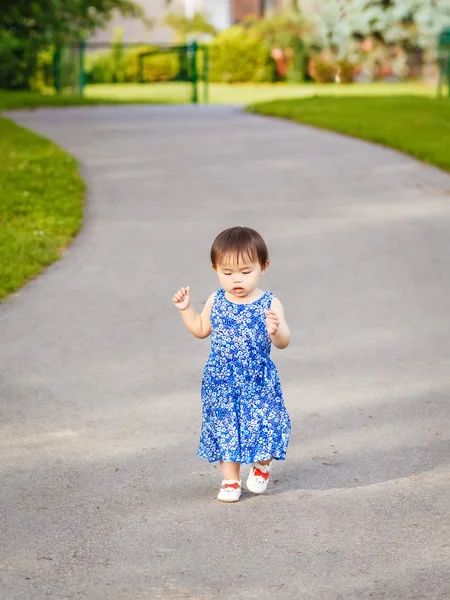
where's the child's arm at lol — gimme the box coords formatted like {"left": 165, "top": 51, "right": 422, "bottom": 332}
{"left": 172, "top": 287, "right": 213, "bottom": 339}
{"left": 266, "top": 297, "right": 290, "bottom": 350}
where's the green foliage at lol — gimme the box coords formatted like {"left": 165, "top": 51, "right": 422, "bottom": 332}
{"left": 336, "top": 59, "right": 356, "bottom": 83}
{"left": 244, "top": 10, "right": 314, "bottom": 82}
{"left": 85, "top": 51, "right": 114, "bottom": 84}
{"left": 0, "top": 31, "right": 38, "bottom": 90}
{"left": 141, "top": 53, "right": 179, "bottom": 82}
{"left": 208, "top": 26, "right": 276, "bottom": 83}
{"left": 0, "top": 0, "right": 148, "bottom": 89}
{"left": 287, "top": 40, "right": 309, "bottom": 83}
{"left": 248, "top": 96, "right": 450, "bottom": 172}
{"left": 315, "top": 0, "right": 450, "bottom": 59}
{"left": 245, "top": 10, "right": 312, "bottom": 50}
{"left": 0, "top": 117, "right": 84, "bottom": 300}
{"left": 0, "top": 0, "right": 147, "bottom": 42}
{"left": 85, "top": 45, "right": 180, "bottom": 83}
{"left": 30, "top": 48, "right": 56, "bottom": 91}
{"left": 309, "top": 58, "right": 337, "bottom": 83}
{"left": 243, "top": 11, "right": 314, "bottom": 82}
{"left": 125, "top": 48, "right": 179, "bottom": 82}
{"left": 85, "top": 31, "right": 128, "bottom": 84}
{"left": 163, "top": 12, "right": 216, "bottom": 43}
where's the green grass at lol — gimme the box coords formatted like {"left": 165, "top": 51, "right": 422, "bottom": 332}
{"left": 0, "top": 81, "right": 434, "bottom": 111}
{"left": 248, "top": 96, "right": 450, "bottom": 172}
{"left": 0, "top": 117, "right": 84, "bottom": 300}
{"left": 85, "top": 81, "right": 433, "bottom": 105}
{"left": 0, "top": 90, "right": 125, "bottom": 111}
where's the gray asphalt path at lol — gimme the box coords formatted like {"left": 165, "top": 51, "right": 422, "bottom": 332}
{"left": 1, "top": 106, "right": 450, "bottom": 600}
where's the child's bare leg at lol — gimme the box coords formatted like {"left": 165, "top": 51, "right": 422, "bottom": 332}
{"left": 220, "top": 460, "right": 241, "bottom": 481}
{"left": 257, "top": 458, "right": 273, "bottom": 466}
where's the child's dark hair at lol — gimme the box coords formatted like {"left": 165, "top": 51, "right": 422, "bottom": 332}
{"left": 210, "top": 227, "right": 269, "bottom": 268}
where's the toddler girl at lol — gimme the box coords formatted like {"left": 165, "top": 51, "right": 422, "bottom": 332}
{"left": 172, "top": 226, "right": 291, "bottom": 502}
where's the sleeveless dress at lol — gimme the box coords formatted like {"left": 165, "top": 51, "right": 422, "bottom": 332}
{"left": 198, "top": 288, "right": 291, "bottom": 464}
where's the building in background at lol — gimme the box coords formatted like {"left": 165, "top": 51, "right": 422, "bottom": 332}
{"left": 89, "top": 0, "right": 294, "bottom": 44}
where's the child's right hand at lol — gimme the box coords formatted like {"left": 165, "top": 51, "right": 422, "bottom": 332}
{"left": 172, "top": 286, "right": 191, "bottom": 311}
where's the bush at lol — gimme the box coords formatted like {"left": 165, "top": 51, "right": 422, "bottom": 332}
{"left": 336, "top": 60, "right": 355, "bottom": 84}
{"left": 208, "top": 26, "right": 276, "bottom": 83}
{"left": 308, "top": 58, "right": 337, "bottom": 83}
{"left": 85, "top": 46, "right": 180, "bottom": 83}
{"left": 85, "top": 49, "right": 127, "bottom": 83}
{"left": 30, "top": 48, "right": 55, "bottom": 91}
{"left": 0, "top": 33, "right": 38, "bottom": 90}
{"left": 124, "top": 48, "right": 179, "bottom": 82}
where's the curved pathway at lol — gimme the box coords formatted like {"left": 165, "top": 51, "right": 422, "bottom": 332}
{"left": 1, "top": 106, "right": 450, "bottom": 600}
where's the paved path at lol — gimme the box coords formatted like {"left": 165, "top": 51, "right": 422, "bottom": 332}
{"left": 2, "top": 106, "right": 450, "bottom": 600}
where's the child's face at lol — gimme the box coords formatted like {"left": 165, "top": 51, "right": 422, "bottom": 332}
{"left": 213, "top": 254, "right": 268, "bottom": 299}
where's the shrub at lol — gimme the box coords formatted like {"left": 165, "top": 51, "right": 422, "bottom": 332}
{"left": 86, "top": 46, "right": 180, "bottom": 83}
{"left": 27, "top": 47, "right": 55, "bottom": 91}
{"left": 84, "top": 27, "right": 128, "bottom": 84}
{"left": 308, "top": 58, "right": 337, "bottom": 83}
{"left": 336, "top": 59, "right": 355, "bottom": 84}
{"left": 0, "top": 33, "right": 38, "bottom": 90}
{"left": 208, "top": 26, "right": 276, "bottom": 83}
{"left": 124, "top": 47, "right": 179, "bottom": 82}
{"left": 85, "top": 51, "right": 115, "bottom": 83}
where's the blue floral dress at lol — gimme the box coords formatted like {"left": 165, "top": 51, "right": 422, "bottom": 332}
{"left": 198, "top": 289, "right": 291, "bottom": 464}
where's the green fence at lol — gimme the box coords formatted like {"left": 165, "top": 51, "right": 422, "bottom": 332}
{"left": 53, "top": 40, "right": 209, "bottom": 104}
{"left": 138, "top": 42, "right": 209, "bottom": 104}
{"left": 438, "top": 28, "right": 450, "bottom": 98}
{"left": 53, "top": 42, "right": 86, "bottom": 95}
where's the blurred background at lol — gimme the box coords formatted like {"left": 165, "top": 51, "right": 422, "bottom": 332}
{"left": 1, "top": 1, "right": 450, "bottom": 300}
{"left": 1, "top": 0, "right": 450, "bottom": 104}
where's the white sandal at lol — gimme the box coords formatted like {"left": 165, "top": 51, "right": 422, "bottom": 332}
{"left": 246, "top": 463, "right": 271, "bottom": 494}
{"left": 217, "top": 479, "right": 241, "bottom": 503}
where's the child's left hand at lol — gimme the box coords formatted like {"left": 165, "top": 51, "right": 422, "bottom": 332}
{"left": 265, "top": 309, "right": 280, "bottom": 336}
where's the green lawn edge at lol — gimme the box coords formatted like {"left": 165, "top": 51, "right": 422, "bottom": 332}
{"left": 247, "top": 96, "right": 450, "bottom": 173}
{"left": 0, "top": 90, "right": 183, "bottom": 302}
{"left": 0, "top": 116, "right": 85, "bottom": 300}
{"left": 0, "top": 90, "right": 176, "bottom": 111}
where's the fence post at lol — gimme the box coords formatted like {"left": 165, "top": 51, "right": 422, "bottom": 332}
{"left": 179, "top": 46, "right": 189, "bottom": 81}
{"left": 54, "top": 46, "right": 62, "bottom": 95}
{"left": 190, "top": 40, "right": 198, "bottom": 104}
{"left": 138, "top": 54, "right": 143, "bottom": 83}
{"left": 78, "top": 39, "right": 86, "bottom": 96}
{"left": 203, "top": 46, "right": 209, "bottom": 105}
{"left": 448, "top": 56, "right": 450, "bottom": 98}
{"left": 437, "top": 28, "right": 450, "bottom": 98}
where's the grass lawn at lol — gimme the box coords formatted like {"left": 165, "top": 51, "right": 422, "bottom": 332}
{"left": 85, "top": 81, "right": 434, "bottom": 105}
{"left": 0, "top": 81, "right": 434, "bottom": 111}
{"left": 0, "top": 90, "right": 126, "bottom": 111}
{"left": 248, "top": 96, "right": 450, "bottom": 173}
{"left": 0, "top": 117, "right": 84, "bottom": 300}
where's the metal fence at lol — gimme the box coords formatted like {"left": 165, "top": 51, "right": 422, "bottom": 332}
{"left": 53, "top": 40, "right": 210, "bottom": 104}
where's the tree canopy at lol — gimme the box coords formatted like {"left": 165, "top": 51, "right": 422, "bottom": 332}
{"left": 315, "top": 0, "right": 450, "bottom": 57}
{"left": 0, "top": 0, "right": 147, "bottom": 42}
{"left": 0, "top": 0, "right": 148, "bottom": 89}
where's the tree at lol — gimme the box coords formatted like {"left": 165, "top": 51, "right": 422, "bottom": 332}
{"left": 245, "top": 10, "right": 314, "bottom": 81}
{"left": 312, "top": 0, "right": 450, "bottom": 58}
{"left": 246, "top": 10, "right": 312, "bottom": 49}
{"left": 312, "top": 0, "right": 390, "bottom": 58}
{"left": 163, "top": 12, "right": 216, "bottom": 44}
{"left": 0, "top": 0, "right": 149, "bottom": 89}
{"left": 385, "top": 0, "right": 450, "bottom": 49}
